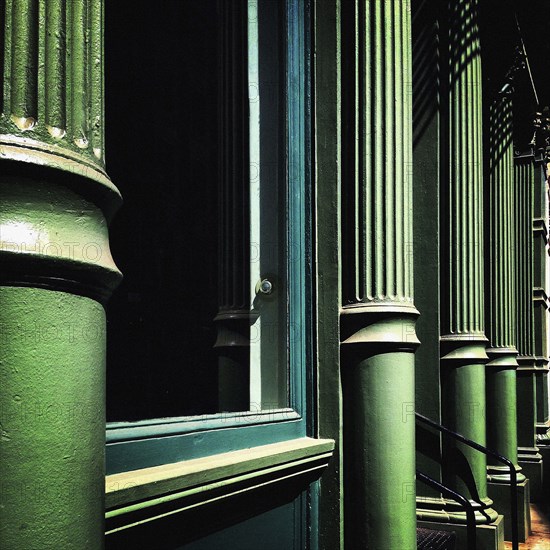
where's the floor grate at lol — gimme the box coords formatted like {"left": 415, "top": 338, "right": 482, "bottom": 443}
{"left": 417, "top": 527, "right": 457, "bottom": 550}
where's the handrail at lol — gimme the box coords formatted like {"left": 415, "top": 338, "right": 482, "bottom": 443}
{"left": 416, "top": 412, "right": 519, "bottom": 550}
{"left": 417, "top": 470, "right": 476, "bottom": 550}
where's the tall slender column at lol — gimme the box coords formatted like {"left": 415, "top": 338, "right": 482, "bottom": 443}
{"left": 214, "top": 0, "right": 253, "bottom": 412}
{"left": 485, "top": 96, "right": 521, "bottom": 475}
{"left": 340, "top": 2, "right": 419, "bottom": 548}
{"left": 514, "top": 154, "right": 543, "bottom": 499}
{"left": 0, "top": 1, "right": 120, "bottom": 548}
{"left": 439, "top": 0, "right": 498, "bottom": 524}
{"left": 485, "top": 96, "right": 529, "bottom": 540}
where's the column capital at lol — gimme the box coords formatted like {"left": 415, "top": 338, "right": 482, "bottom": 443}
{"left": 0, "top": 0, "right": 113, "bottom": 194}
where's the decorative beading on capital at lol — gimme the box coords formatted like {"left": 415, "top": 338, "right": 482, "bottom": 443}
{"left": 0, "top": 0, "right": 111, "bottom": 187}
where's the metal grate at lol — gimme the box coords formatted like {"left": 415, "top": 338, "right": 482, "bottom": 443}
{"left": 417, "top": 527, "right": 457, "bottom": 550}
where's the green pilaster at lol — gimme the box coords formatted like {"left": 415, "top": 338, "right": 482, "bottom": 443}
{"left": 340, "top": 2, "right": 418, "bottom": 548}
{"left": 0, "top": 1, "right": 121, "bottom": 548}
{"left": 439, "top": 0, "right": 498, "bottom": 524}
{"left": 314, "top": 0, "right": 343, "bottom": 547}
{"left": 514, "top": 154, "right": 543, "bottom": 500}
{"left": 412, "top": 0, "right": 443, "bottom": 505}
{"left": 532, "top": 163, "right": 550, "bottom": 448}
{"left": 485, "top": 96, "right": 529, "bottom": 541}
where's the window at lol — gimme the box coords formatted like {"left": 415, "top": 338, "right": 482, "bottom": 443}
{"left": 104, "top": 0, "right": 310, "bottom": 474}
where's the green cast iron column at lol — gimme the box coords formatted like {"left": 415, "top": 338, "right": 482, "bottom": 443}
{"left": 214, "top": 0, "right": 252, "bottom": 412}
{"left": 340, "top": 2, "right": 419, "bottom": 548}
{"left": 439, "top": 0, "right": 498, "bottom": 523}
{"left": 0, "top": 1, "right": 121, "bottom": 548}
{"left": 485, "top": 96, "right": 530, "bottom": 541}
{"left": 514, "top": 154, "right": 543, "bottom": 497}
{"left": 485, "top": 96, "right": 522, "bottom": 481}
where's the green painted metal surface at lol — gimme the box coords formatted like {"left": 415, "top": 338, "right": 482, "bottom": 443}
{"left": 313, "top": 0, "right": 343, "bottom": 548}
{"left": 0, "top": 1, "right": 120, "bottom": 548}
{"left": 412, "top": 0, "right": 444, "bottom": 506}
{"left": 0, "top": 287, "right": 106, "bottom": 548}
{"left": 514, "top": 156, "right": 543, "bottom": 479}
{"left": 485, "top": 96, "right": 522, "bottom": 484}
{"left": 340, "top": 1, "right": 418, "bottom": 548}
{"left": 0, "top": 0, "right": 110, "bottom": 188}
{"left": 439, "top": 0, "right": 498, "bottom": 523}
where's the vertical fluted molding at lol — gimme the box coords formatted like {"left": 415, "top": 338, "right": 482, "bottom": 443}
{"left": 44, "top": 0, "right": 66, "bottom": 133}
{"left": 9, "top": 0, "right": 38, "bottom": 125}
{"left": 340, "top": 2, "right": 419, "bottom": 548}
{"left": 439, "top": 0, "right": 497, "bottom": 521}
{"left": 0, "top": 0, "right": 121, "bottom": 547}
{"left": 485, "top": 96, "right": 522, "bottom": 486}
{"left": 443, "top": 0, "right": 485, "bottom": 338}
{"left": 514, "top": 154, "right": 543, "bottom": 493}
{"left": 487, "top": 98, "right": 516, "bottom": 351}
{"left": 342, "top": 2, "right": 414, "bottom": 307}
{"left": 0, "top": 0, "right": 110, "bottom": 183}
{"left": 213, "top": 0, "right": 252, "bottom": 412}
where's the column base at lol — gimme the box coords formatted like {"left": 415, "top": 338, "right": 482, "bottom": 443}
{"left": 538, "top": 445, "right": 550, "bottom": 502}
{"left": 417, "top": 516, "right": 504, "bottom": 550}
{"left": 416, "top": 495, "right": 499, "bottom": 525}
{"left": 487, "top": 478, "right": 530, "bottom": 542}
{"left": 536, "top": 419, "right": 550, "bottom": 447}
{"left": 518, "top": 448, "right": 543, "bottom": 502}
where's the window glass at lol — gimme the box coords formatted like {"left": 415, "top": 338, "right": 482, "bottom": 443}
{"left": 105, "top": 0, "right": 288, "bottom": 422}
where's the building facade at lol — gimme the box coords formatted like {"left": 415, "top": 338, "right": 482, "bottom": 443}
{"left": 0, "top": 0, "right": 549, "bottom": 549}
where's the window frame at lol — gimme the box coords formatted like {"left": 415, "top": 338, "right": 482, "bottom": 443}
{"left": 105, "top": 0, "right": 312, "bottom": 476}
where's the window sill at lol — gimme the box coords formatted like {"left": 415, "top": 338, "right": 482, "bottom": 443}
{"left": 105, "top": 437, "right": 334, "bottom": 534}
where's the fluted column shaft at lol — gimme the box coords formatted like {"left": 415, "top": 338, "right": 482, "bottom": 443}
{"left": 485, "top": 96, "right": 522, "bottom": 482}
{"left": 439, "top": 0, "right": 496, "bottom": 521}
{"left": 1, "top": 0, "right": 111, "bottom": 186}
{"left": 0, "top": 2, "right": 121, "bottom": 548}
{"left": 340, "top": 2, "right": 418, "bottom": 548}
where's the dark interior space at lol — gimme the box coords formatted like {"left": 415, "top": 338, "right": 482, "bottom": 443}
{"left": 105, "top": 1, "right": 220, "bottom": 421}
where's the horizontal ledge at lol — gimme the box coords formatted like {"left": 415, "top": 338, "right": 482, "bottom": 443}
{"left": 105, "top": 437, "right": 334, "bottom": 532}
{"left": 106, "top": 408, "right": 301, "bottom": 442}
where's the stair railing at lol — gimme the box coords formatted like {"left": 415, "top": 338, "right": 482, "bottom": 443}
{"left": 417, "top": 470, "right": 476, "bottom": 549}
{"left": 416, "top": 412, "right": 519, "bottom": 550}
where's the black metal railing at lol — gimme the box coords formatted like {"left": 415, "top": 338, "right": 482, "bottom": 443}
{"left": 417, "top": 470, "right": 475, "bottom": 549}
{"left": 416, "top": 412, "right": 519, "bottom": 550}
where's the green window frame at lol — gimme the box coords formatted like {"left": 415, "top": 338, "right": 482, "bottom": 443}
{"left": 105, "top": 0, "right": 312, "bottom": 476}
